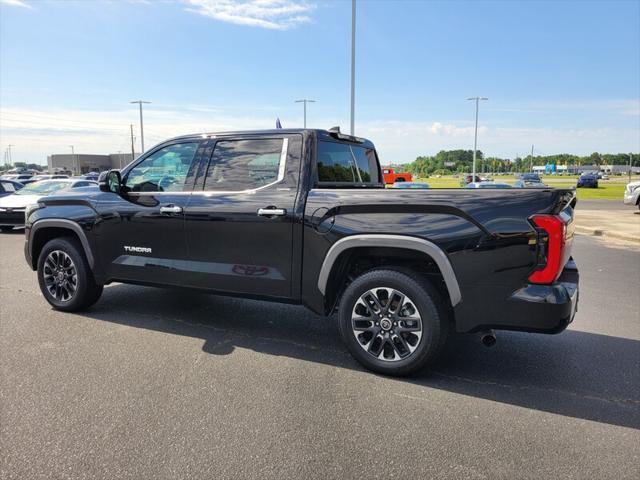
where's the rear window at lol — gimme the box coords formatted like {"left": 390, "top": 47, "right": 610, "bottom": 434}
{"left": 204, "top": 138, "right": 285, "bottom": 191}
{"left": 316, "top": 141, "right": 379, "bottom": 185}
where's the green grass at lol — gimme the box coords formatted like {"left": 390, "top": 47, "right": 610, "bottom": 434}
{"left": 409, "top": 175, "right": 633, "bottom": 201}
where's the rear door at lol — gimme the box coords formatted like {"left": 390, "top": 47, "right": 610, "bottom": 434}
{"left": 183, "top": 134, "right": 303, "bottom": 299}
{"left": 96, "top": 140, "right": 204, "bottom": 285}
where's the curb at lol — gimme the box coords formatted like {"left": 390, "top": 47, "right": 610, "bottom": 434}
{"left": 574, "top": 226, "right": 640, "bottom": 244}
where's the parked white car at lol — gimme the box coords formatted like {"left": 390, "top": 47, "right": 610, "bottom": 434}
{"left": 0, "top": 179, "right": 97, "bottom": 231}
{"left": 623, "top": 181, "right": 640, "bottom": 210}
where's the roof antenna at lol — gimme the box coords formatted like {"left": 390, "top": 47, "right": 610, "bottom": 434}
{"left": 328, "top": 126, "right": 341, "bottom": 133}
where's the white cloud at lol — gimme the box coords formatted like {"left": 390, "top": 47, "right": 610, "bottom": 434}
{"left": 0, "top": 106, "right": 284, "bottom": 163}
{"left": 0, "top": 0, "right": 32, "bottom": 9}
{"left": 355, "top": 120, "right": 640, "bottom": 164}
{"left": 1, "top": 107, "right": 639, "bottom": 165}
{"left": 183, "top": 0, "right": 315, "bottom": 30}
{"left": 490, "top": 99, "right": 640, "bottom": 117}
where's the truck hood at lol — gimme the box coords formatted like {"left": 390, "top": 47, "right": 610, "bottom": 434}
{"left": 0, "top": 187, "right": 100, "bottom": 209}
{"left": 0, "top": 194, "right": 42, "bottom": 209}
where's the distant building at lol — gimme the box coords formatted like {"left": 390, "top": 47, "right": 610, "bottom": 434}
{"left": 600, "top": 164, "right": 640, "bottom": 175}
{"left": 47, "top": 152, "right": 138, "bottom": 175}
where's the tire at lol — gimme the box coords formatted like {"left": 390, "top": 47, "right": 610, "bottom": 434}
{"left": 338, "top": 268, "right": 449, "bottom": 376}
{"left": 37, "top": 236, "right": 103, "bottom": 311}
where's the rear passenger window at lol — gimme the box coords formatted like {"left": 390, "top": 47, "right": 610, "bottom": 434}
{"left": 317, "top": 142, "right": 355, "bottom": 182}
{"left": 317, "top": 141, "right": 379, "bottom": 184}
{"left": 204, "top": 138, "right": 285, "bottom": 191}
{"left": 351, "top": 146, "right": 375, "bottom": 182}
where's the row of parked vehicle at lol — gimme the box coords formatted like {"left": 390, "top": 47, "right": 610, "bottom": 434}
{"left": 391, "top": 172, "right": 607, "bottom": 190}
{"left": 0, "top": 173, "right": 100, "bottom": 231}
{"left": 391, "top": 173, "right": 551, "bottom": 190}
{"left": 1, "top": 171, "right": 101, "bottom": 184}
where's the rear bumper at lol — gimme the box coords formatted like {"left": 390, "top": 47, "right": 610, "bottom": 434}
{"left": 454, "top": 258, "right": 579, "bottom": 334}
{"left": 505, "top": 259, "right": 579, "bottom": 334}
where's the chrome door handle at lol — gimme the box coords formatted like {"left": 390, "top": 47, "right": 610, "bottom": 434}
{"left": 257, "top": 207, "right": 286, "bottom": 217}
{"left": 160, "top": 205, "right": 183, "bottom": 214}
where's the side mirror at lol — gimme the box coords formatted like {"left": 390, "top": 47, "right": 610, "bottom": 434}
{"left": 99, "top": 170, "right": 122, "bottom": 193}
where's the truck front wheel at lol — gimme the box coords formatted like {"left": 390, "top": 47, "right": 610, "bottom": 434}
{"left": 37, "top": 237, "right": 103, "bottom": 312}
{"left": 338, "top": 269, "right": 448, "bottom": 376}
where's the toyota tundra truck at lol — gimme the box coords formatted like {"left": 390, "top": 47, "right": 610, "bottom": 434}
{"left": 23, "top": 128, "right": 579, "bottom": 375}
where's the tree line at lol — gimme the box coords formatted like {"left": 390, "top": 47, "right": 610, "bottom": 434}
{"left": 1, "top": 161, "right": 45, "bottom": 172}
{"left": 396, "top": 151, "right": 640, "bottom": 176}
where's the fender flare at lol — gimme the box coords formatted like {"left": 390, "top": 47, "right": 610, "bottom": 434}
{"left": 29, "top": 219, "right": 95, "bottom": 269}
{"left": 317, "top": 234, "right": 462, "bottom": 306}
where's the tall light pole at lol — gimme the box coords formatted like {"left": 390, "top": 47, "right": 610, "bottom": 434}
{"left": 130, "top": 124, "right": 136, "bottom": 161}
{"left": 630, "top": 153, "right": 633, "bottom": 182}
{"left": 7, "top": 144, "right": 14, "bottom": 165}
{"left": 294, "top": 99, "right": 316, "bottom": 128}
{"left": 467, "top": 97, "right": 488, "bottom": 180}
{"left": 350, "top": 0, "right": 356, "bottom": 135}
{"left": 530, "top": 145, "right": 534, "bottom": 173}
{"left": 130, "top": 100, "right": 151, "bottom": 153}
{"left": 69, "top": 145, "right": 77, "bottom": 175}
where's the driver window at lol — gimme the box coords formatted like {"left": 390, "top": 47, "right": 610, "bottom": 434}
{"left": 124, "top": 142, "right": 199, "bottom": 192}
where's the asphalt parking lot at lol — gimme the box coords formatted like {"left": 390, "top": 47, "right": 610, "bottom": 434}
{"left": 1, "top": 231, "right": 639, "bottom": 479}
{"left": 577, "top": 198, "right": 638, "bottom": 212}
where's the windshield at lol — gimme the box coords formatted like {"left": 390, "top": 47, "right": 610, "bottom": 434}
{"left": 15, "top": 181, "right": 71, "bottom": 195}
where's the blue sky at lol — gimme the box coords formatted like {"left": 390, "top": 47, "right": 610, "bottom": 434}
{"left": 1, "top": 0, "right": 639, "bottom": 164}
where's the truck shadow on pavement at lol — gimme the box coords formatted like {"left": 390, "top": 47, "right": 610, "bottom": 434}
{"left": 83, "top": 284, "right": 640, "bottom": 430}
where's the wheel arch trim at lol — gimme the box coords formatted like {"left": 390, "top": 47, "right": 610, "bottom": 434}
{"left": 29, "top": 219, "right": 95, "bottom": 269}
{"left": 317, "top": 234, "right": 462, "bottom": 306}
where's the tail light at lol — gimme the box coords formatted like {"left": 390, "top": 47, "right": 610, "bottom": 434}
{"left": 529, "top": 214, "right": 566, "bottom": 284}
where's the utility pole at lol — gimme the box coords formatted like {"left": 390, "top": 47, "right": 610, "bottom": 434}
{"left": 294, "top": 99, "right": 316, "bottom": 128}
{"left": 530, "top": 145, "right": 534, "bottom": 173}
{"left": 7, "top": 144, "right": 14, "bottom": 165}
{"left": 350, "top": 0, "right": 356, "bottom": 135}
{"left": 630, "top": 153, "right": 633, "bottom": 182}
{"left": 130, "top": 100, "right": 151, "bottom": 152}
{"left": 130, "top": 124, "right": 136, "bottom": 161}
{"left": 467, "top": 97, "right": 488, "bottom": 181}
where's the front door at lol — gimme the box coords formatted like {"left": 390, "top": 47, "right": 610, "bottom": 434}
{"left": 96, "top": 140, "right": 204, "bottom": 286}
{"left": 183, "top": 134, "right": 302, "bottom": 299}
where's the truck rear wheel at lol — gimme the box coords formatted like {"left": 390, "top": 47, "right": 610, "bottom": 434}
{"left": 338, "top": 268, "right": 448, "bottom": 376}
{"left": 37, "top": 237, "right": 103, "bottom": 312}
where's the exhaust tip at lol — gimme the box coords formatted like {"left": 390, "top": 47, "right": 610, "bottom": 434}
{"left": 480, "top": 330, "right": 497, "bottom": 347}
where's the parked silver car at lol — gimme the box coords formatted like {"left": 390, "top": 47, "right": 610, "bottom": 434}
{"left": 0, "top": 179, "right": 97, "bottom": 231}
{"left": 623, "top": 181, "right": 640, "bottom": 210}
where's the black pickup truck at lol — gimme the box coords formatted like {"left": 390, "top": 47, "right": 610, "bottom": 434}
{"left": 23, "top": 129, "right": 579, "bottom": 375}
